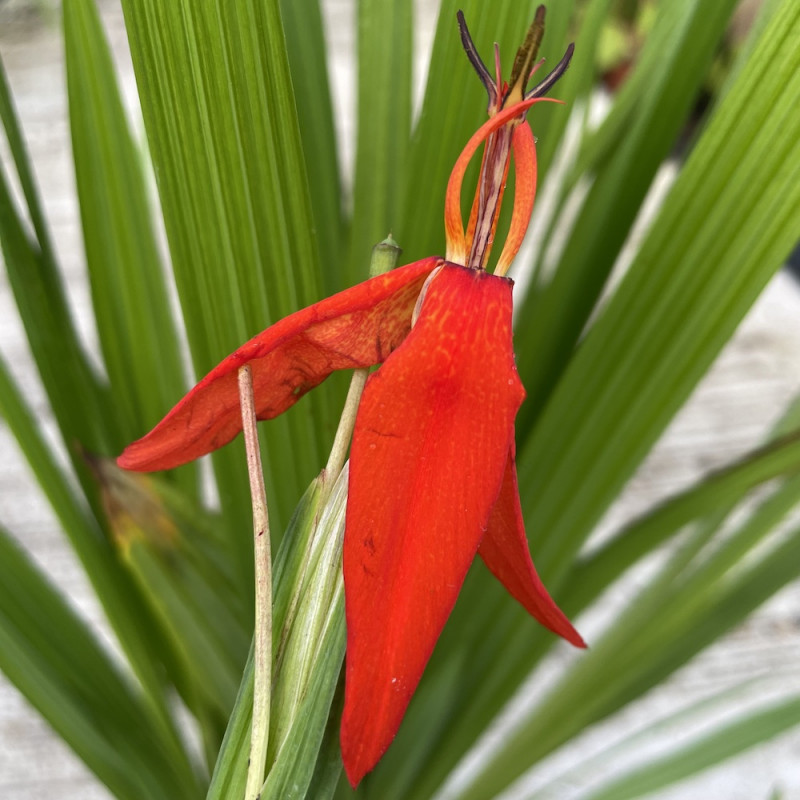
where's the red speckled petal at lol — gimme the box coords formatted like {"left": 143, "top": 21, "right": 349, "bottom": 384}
{"left": 341, "top": 264, "right": 525, "bottom": 785}
{"left": 118, "top": 257, "right": 440, "bottom": 472}
{"left": 479, "top": 446, "right": 585, "bottom": 648}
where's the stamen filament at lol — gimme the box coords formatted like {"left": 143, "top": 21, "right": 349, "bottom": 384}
{"left": 466, "top": 123, "right": 513, "bottom": 270}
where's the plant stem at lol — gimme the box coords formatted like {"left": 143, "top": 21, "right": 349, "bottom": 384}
{"left": 322, "top": 234, "right": 403, "bottom": 495}
{"left": 239, "top": 365, "right": 272, "bottom": 800}
{"left": 323, "top": 368, "right": 369, "bottom": 489}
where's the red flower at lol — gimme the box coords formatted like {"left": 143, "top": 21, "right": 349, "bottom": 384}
{"left": 118, "top": 10, "right": 583, "bottom": 788}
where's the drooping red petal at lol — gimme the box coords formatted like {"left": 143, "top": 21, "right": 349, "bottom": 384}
{"left": 479, "top": 446, "right": 585, "bottom": 648}
{"left": 118, "top": 257, "right": 440, "bottom": 472}
{"left": 341, "top": 264, "right": 525, "bottom": 786}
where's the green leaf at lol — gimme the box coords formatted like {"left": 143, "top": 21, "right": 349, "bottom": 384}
{"left": 346, "top": 0, "right": 413, "bottom": 287}
{"left": 261, "top": 589, "right": 344, "bottom": 799}
{"left": 209, "top": 470, "right": 346, "bottom": 799}
{"left": 280, "top": 0, "right": 345, "bottom": 294}
{"left": 0, "top": 53, "right": 57, "bottom": 267}
{"left": 0, "top": 526, "right": 200, "bottom": 800}
{"left": 529, "top": 676, "right": 795, "bottom": 799}
{"left": 0, "top": 73, "right": 115, "bottom": 460}
{"left": 564, "top": 429, "right": 800, "bottom": 615}
{"left": 581, "top": 694, "right": 800, "bottom": 800}
{"left": 119, "top": 0, "right": 337, "bottom": 562}
{"left": 305, "top": 677, "right": 346, "bottom": 800}
{"left": 206, "top": 643, "right": 255, "bottom": 800}
{"left": 263, "top": 467, "right": 348, "bottom": 798}
{"left": 63, "top": 0, "right": 190, "bottom": 453}
{"left": 0, "top": 351, "right": 185, "bottom": 739}
{"left": 515, "top": 0, "right": 740, "bottom": 426}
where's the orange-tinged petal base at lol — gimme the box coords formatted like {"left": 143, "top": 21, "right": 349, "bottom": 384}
{"left": 341, "top": 264, "right": 525, "bottom": 786}
{"left": 118, "top": 257, "right": 440, "bottom": 472}
{"left": 479, "top": 447, "right": 585, "bottom": 648}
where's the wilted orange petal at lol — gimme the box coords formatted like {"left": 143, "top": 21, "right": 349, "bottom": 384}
{"left": 479, "top": 445, "right": 585, "bottom": 648}
{"left": 495, "top": 121, "right": 537, "bottom": 275}
{"left": 118, "top": 257, "right": 441, "bottom": 472}
{"left": 341, "top": 264, "right": 525, "bottom": 785}
{"left": 444, "top": 96, "right": 551, "bottom": 265}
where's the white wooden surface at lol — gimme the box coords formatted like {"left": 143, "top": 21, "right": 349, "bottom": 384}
{"left": 2, "top": 2, "right": 800, "bottom": 798}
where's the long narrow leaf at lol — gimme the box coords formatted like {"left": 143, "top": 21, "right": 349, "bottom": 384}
{"left": 581, "top": 694, "right": 800, "bottom": 800}
{"left": 119, "top": 0, "right": 336, "bottom": 561}
{"left": 0, "top": 527, "right": 199, "bottom": 800}
{"left": 0, "top": 55, "right": 57, "bottom": 266}
{"left": 564, "top": 429, "right": 800, "bottom": 614}
{"left": 64, "top": 0, "right": 190, "bottom": 452}
{"left": 346, "top": 0, "right": 413, "bottom": 286}
{"left": 0, "top": 127, "right": 116, "bottom": 459}
{"left": 280, "top": 0, "right": 345, "bottom": 294}
{"left": 0, "top": 350, "right": 184, "bottom": 739}
{"left": 514, "top": 0, "right": 739, "bottom": 425}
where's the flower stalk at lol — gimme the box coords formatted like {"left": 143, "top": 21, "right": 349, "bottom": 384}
{"left": 239, "top": 364, "right": 272, "bottom": 800}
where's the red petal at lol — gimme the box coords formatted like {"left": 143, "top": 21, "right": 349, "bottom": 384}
{"left": 118, "top": 257, "right": 440, "bottom": 472}
{"left": 341, "top": 264, "right": 525, "bottom": 785}
{"left": 479, "top": 446, "right": 585, "bottom": 648}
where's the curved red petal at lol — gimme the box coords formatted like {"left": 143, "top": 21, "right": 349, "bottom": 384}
{"left": 479, "top": 446, "right": 585, "bottom": 648}
{"left": 496, "top": 121, "right": 537, "bottom": 275}
{"left": 118, "top": 257, "right": 440, "bottom": 472}
{"left": 341, "top": 264, "right": 525, "bottom": 785}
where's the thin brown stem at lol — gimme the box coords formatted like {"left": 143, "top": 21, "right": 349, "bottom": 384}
{"left": 239, "top": 364, "right": 272, "bottom": 800}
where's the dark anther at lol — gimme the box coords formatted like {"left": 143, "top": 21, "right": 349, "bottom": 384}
{"left": 457, "top": 6, "right": 575, "bottom": 112}
{"left": 456, "top": 10, "right": 497, "bottom": 112}
{"left": 525, "top": 42, "right": 575, "bottom": 100}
